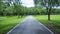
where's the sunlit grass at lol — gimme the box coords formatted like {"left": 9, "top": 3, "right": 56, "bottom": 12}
{"left": 0, "top": 16, "right": 25, "bottom": 34}
{"left": 34, "top": 15, "right": 60, "bottom": 34}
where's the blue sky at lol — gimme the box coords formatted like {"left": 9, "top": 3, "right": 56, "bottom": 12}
{"left": 21, "top": 0, "right": 35, "bottom": 7}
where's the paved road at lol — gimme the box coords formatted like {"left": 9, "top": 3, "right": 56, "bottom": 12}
{"left": 7, "top": 16, "right": 54, "bottom": 34}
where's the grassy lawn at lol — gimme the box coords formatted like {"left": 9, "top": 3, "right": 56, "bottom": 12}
{"left": 34, "top": 15, "right": 60, "bottom": 34}
{"left": 0, "top": 16, "right": 25, "bottom": 34}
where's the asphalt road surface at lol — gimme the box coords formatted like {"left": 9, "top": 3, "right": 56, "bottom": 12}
{"left": 7, "top": 16, "right": 54, "bottom": 34}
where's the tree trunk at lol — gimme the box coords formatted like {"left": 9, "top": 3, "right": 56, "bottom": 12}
{"left": 46, "top": 7, "right": 51, "bottom": 21}
{"left": 46, "top": 7, "right": 50, "bottom": 20}
{"left": 48, "top": 11, "right": 50, "bottom": 20}
{"left": 48, "top": 6, "right": 52, "bottom": 21}
{"left": 48, "top": 0, "right": 52, "bottom": 21}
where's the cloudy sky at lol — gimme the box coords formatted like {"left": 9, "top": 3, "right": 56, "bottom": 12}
{"left": 21, "top": 0, "right": 35, "bottom": 7}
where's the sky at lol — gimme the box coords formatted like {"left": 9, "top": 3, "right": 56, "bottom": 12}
{"left": 21, "top": 0, "right": 35, "bottom": 7}
{"left": 21, "top": 0, "right": 60, "bottom": 8}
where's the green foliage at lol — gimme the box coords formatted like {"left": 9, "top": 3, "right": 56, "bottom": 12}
{"left": 0, "top": 2, "right": 10, "bottom": 16}
{"left": 0, "top": 0, "right": 60, "bottom": 16}
{"left": 0, "top": 0, "right": 3, "bottom": 13}
{"left": 5, "top": 6, "right": 14, "bottom": 15}
{"left": 52, "top": 8, "right": 60, "bottom": 14}
{"left": 34, "top": 0, "right": 60, "bottom": 7}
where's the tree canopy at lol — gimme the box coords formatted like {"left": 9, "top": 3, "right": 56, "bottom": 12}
{"left": 34, "top": 0, "right": 60, "bottom": 20}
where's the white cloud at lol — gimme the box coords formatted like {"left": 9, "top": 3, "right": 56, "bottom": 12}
{"left": 21, "top": 0, "right": 34, "bottom": 7}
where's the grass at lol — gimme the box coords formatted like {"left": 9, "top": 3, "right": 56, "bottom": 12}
{"left": 34, "top": 15, "right": 60, "bottom": 34}
{"left": 0, "top": 16, "right": 25, "bottom": 34}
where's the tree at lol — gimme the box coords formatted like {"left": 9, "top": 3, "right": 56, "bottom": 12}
{"left": 14, "top": 4, "right": 22, "bottom": 16}
{"left": 5, "top": 6, "right": 14, "bottom": 16}
{"left": 2, "top": 2, "right": 10, "bottom": 16}
{"left": 0, "top": 0, "right": 3, "bottom": 15}
{"left": 34, "top": 0, "right": 60, "bottom": 20}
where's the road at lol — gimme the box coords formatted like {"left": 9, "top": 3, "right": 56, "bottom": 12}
{"left": 7, "top": 16, "right": 54, "bottom": 34}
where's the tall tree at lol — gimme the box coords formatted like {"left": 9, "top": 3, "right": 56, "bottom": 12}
{"left": 13, "top": 0, "right": 22, "bottom": 18}
{"left": 2, "top": 2, "right": 10, "bottom": 16}
{"left": 34, "top": 0, "right": 60, "bottom": 20}
{"left": 0, "top": 0, "right": 3, "bottom": 15}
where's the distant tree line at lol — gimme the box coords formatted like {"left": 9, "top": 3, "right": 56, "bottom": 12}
{"left": 0, "top": 0, "right": 60, "bottom": 16}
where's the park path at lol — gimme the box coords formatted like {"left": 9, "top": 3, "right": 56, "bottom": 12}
{"left": 7, "top": 16, "right": 54, "bottom": 34}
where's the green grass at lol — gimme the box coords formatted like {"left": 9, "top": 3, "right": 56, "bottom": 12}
{"left": 34, "top": 15, "right": 60, "bottom": 34}
{"left": 0, "top": 16, "right": 25, "bottom": 34}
